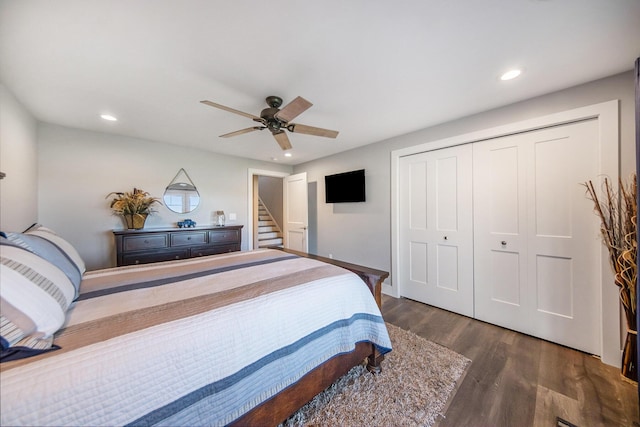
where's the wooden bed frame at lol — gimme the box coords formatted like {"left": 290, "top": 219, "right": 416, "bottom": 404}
{"left": 231, "top": 249, "right": 389, "bottom": 426}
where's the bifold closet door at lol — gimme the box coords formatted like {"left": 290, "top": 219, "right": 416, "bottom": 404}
{"left": 473, "top": 119, "right": 600, "bottom": 355}
{"left": 399, "top": 144, "right": 474, "bottom": 317}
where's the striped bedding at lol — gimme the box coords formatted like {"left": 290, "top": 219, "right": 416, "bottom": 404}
{"left": 0, "top": 249, "right": 392, "bottom": 426}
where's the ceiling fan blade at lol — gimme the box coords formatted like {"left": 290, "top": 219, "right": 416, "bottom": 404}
{"left": 219, "top": 126, "right": 264, "bottom": 138}
{"left": 273, "top": 131, "right": 292, "bottom": 151}
{"left": 288, "top": 123, "right": 339, "bottom": 138}
{"left": 274, "top": 96, "right": 313, "bottom": 123}
{"left": 200, "top": 100, "right": 261, "bottom": 121}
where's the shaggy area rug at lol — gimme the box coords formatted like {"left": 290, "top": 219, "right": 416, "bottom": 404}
{"left": 282, "top": 323, "right": 471, "bottom": 427}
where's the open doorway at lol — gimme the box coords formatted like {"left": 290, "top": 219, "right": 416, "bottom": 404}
{"left": 246, "top": 169, "right": 289, "bottom": 250}
{"left": 246, "top": 169, "right": 309, "bottom": 252}
{"left": 253, "top": 175, "right": 284, "bottom": 249}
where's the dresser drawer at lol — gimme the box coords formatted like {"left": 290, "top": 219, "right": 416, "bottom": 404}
{"left": 171, "top": 231, "right": 207, "bottom": 247}
{"left": 190, "top": 244, "right": 239, "bottom": 258}
{"left": 123, "top": 234, "right": 168, "bottom": 251}
{"left": 209, "top": 229, "right": 240, "bottom": 244}
{"left": 121, "top": 249, "right": 189, "bottom": 266}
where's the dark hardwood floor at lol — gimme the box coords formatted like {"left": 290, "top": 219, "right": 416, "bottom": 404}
{"left": 382, "top": 295, "right": 640, "bottom": 427}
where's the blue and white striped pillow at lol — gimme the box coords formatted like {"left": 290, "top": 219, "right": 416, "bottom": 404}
{"left": 24, "top": 224, "right": 86, "bottom": 275}
{"left": 0, "top": 244, "right": 75, "bottom": 361}
{"left": 3, "top": 232, "right": 83, "bottom": 300}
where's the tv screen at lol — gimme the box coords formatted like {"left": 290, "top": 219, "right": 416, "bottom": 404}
{"left": 325, "top": 169, "right": 366, "bottom": 203}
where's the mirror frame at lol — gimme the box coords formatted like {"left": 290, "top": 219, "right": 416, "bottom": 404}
{"left": 163, "top": 168, "right": 201, "bottom": 214}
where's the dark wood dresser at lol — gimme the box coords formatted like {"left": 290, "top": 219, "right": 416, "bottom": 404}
{"left": 113, "top": 225, "right": 243, "bottom": 266}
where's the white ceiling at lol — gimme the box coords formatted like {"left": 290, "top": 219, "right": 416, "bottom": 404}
{"left": 1, "top": 1, "right": 639, "bottom": 165}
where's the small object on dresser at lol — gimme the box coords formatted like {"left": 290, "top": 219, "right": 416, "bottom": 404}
{"left": 214, "top": 210, "right": 225, "bottom": 227}
{"left": 177, "top": 219, "right": 196, "bottom": 228}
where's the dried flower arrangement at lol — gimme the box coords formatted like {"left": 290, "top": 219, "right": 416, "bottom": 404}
{"left": 584, "top": 173, "right": 637, "bottom": 382}
{"left": 107, "top": 188, "right": 161, "bottom": 229}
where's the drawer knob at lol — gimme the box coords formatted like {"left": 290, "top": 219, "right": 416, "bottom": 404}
{"left": 187, "top": 236, "right": 191, "bottom": 240}
{"left": 501, "top": 241, "right": 507, "bottom": 246}
{"left": 144, "top": 240, "right": 149, "bottom": 244}
{"left": 443, "top": 236, "right": 448, "bottom": 240}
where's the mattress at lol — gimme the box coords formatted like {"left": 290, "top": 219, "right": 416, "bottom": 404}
{"left": 0, "top": 249, "right": 392, "bottom": 426}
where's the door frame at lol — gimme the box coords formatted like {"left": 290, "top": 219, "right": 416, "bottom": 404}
{"left": 246, "top": 168, "right": 290, "bottom": 250}
{"left": 390, "top": 100, "right": 620, "bottom": 367}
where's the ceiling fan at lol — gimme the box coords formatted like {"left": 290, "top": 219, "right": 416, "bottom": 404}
{"left": 200, "top": 96, "right": 339, "bottom": 150}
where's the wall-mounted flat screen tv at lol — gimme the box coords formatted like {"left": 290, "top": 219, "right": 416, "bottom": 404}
{"left": 325, "top": 169, "right": 366, "bottom": 203}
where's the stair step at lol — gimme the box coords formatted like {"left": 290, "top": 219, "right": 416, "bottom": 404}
{"left": 258, "top": 238, "right": 283, "bottom": 247}
{"left": 257, "top": 200, "right": 282, "bottom": 247}
{"left": 258, "top": 231, "right": 281, "bottom": 240}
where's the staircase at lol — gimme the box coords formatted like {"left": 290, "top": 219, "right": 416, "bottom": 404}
{"left": 257, "top": 198, "right": 283, "bottom": 248}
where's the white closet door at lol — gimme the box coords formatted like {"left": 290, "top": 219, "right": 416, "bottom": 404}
{"left": 474, "top": 119, "right": 600, "bottom": 354}
{"left": 472, "top": 133, "right": 529, "bottom": 332}
{"left": 399, "top": 144, "right": 474, "bottom": 317}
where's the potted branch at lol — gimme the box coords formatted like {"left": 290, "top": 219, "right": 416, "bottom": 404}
{"left": 584, "top": 174, "right": 637, "bottom": 383}
{"left": 107, "top": 188, "right": 161, "bottom": 230}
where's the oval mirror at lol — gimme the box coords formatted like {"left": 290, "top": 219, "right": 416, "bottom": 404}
{"left": 164, "top": 168, "right": 201, "bottom": 214}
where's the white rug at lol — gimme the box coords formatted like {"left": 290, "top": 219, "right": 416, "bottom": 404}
{"left": 282, "top": 323, "right": 471, "bottom": 427}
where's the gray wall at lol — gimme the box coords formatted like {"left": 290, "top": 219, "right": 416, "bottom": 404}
{"left": 0, "top": 84, "right": 38, "bottom": 231}
{"left": 2, "top": 71, "right": 635, "bottom": 275}
{"left": 294, "top": 71, "right": 637, "bottom": 278}
{"left": 36, "top": 123, "right": 291, "bottom": 270}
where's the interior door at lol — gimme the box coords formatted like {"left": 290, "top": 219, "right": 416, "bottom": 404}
{"left": 283, "top": 172, "right": 309, "bottom": 252}
{"left": 473, "top": 119, "right": 600, "bottom": 354}
{"left": 398, "top": 144, "right": 474, "bottom": 317}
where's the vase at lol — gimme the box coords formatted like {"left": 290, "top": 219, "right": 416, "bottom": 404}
{"left": 621, "top": 328, "right": 638, "bottom": 383}
{"left": 124, "top": 213, "right": 148, "bottom": 230}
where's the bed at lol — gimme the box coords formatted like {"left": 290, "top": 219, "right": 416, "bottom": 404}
{"left": 0, "top": 226, "right": 392, "bottom": 426}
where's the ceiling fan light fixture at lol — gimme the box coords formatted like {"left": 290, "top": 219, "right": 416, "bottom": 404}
{"left": 284, "top": 152, "right": 292, "bottom": 157}
{"left": 201, "top": 95, "right": 339, "bottom": 150}
{"left": 500, "top": 69, "right": 522, "bottom": 81}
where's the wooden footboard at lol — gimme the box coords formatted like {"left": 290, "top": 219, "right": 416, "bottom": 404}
{"left": 230, "top": 342, "right": 376, "bottom": 426}
{"left": 279, "top": 248, "right": 389, "bottom": 309}
{"left": 230, "top": 249, "right": 389, "bottom": 426}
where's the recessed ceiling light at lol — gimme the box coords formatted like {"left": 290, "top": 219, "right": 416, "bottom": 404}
{"left": 100, "top": 114, "right": 118, "bottom": 121}
{"left": 284, "top": 152, "right": 292, "bottom": 157}
{"left": 500, "top": 69, "right": 522, "bottom": 81}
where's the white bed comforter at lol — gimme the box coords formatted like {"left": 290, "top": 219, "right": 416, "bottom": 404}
{"left": 0, "top": 249, "right": 391, "bottom": 426}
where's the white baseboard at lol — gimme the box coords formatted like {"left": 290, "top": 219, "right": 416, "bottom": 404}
{"left": 382, "top": 279, "right": 398, "bottom": 298}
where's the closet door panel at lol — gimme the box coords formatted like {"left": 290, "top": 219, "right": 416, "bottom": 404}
{"left": 489, "top": 145, "right": 521, "bottom": 234}
{"left": 399, "top": 144, "right": 473, "bottom": 317}
{"left": 473, "top": 136, "right": 529, "bottom": 332}
{"left": 525, "top": 120, "right": 600, "bottom": 354}
{"left": 475, "top": 119, "right": 600, "bottom": 354}
{"left": 401, "top": 156, "right": 433, "bottom": 302}
{"left": 535, "top": 254, "right": 573, "bottom": 318}
{"left": 490, "top": 251, "right": 521, "bottom": 306}
{"left": 409, "top": 241, "right": 428, "bottom": 285}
